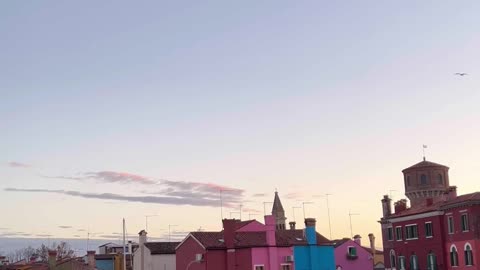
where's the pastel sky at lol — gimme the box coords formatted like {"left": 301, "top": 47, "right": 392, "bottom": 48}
{"left": 2, "top": 1, "right": 480, "bottom": 250}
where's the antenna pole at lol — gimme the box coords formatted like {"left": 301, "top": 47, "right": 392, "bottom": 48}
{"left": 325, "top": 193, "right": 332, "bottom": 239}
{"left": 220, "top": 189, "right": 223, "bottom": 221}
{"left": 123, "top": 219, "right": 126, "bottom": 270}
{"left": 349, "top": 211, "right": 359, "bottom": 238}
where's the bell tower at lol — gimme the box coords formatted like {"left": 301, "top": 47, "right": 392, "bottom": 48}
{"left": 271, "top": 191, "right": 287, "bottom": 230}
{"left": 402, "top": 160, "right": 455, "bottom": 207}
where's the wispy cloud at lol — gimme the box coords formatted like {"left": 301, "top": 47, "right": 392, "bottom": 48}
{"left": 252, "top": 193, "right": 266, "bottom": 198}
{"left": 58, "top": 226, "right": 72, "bottom": 229}
{"left": 43, "top": 171, "right": 155, "bottom": 185}
{"left": 36, "top": 234, "right": 53, "bottom": 237}
{"left": 4, "top": 188, "right": 230, "bottom": 207}
{"left": 7, "top": 161, "right": 31, "bottom": 168}
{"left": 77, "top": 229, "right": 86, "bottom": 232}
{"left": 285, "top": 192, "right": 303, "bottom": 200}
{"left": 0, "top": 232, "right": 32, "bottom": 237}
{"left": 242, "top": 207, "right": 262, "bottom": 214}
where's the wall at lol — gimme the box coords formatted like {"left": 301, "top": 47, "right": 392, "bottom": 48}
{"left": 175, "top": 236, "right": 206, "bottom": 270}
{"left": 294, "top": 246, "right": 335, "bottom": 270}
{"left": 96, "top": 259, "right": 114, "bottom": 270}
{"left": 250, "top": 246, "right": 293, "bottom": 270}
{"left": 334, "top": 240, "right": 372, "bottom": 270}
{"left": 386, "top": 214, "right": 446, "bottom": 270}
{"left": 149, "top": 254, "right": 175, "bottom": 270}
{"left": 204, "top": 250, "right": 225, "bottom": 270}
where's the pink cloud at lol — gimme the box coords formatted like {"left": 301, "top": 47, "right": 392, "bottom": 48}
{"left": 7, "top": 161, "right": 31, "bottom": 168}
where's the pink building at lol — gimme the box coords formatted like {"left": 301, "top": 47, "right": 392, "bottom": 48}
{"left": 175, "top": 217, "right": 295, "bottom": 270}
{"left": 333, "top": 236, "right": 373, "bottom": 270}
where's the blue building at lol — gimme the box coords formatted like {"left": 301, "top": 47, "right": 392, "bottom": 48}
{"left": 292, "top": 218, "right": 336, "bottom": 270}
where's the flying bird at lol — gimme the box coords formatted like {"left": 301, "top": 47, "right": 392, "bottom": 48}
{"left": 455, "top": 73, "right": 468, "bottom": 76}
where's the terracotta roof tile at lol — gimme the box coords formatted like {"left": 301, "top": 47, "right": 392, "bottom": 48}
{"left": 275, "top": 230, "right": 331, "bottom": 246}
{"left": 402, "top": 160, "right": 448, "bottom": 172}
{"left": 388, "top": 192, "right": 480, "bottom": 218}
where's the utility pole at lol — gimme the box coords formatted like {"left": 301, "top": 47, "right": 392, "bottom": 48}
{"left": 123, "top": 219, "right": 126, "bottom": 270}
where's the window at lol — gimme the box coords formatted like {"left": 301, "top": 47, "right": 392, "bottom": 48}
{"left": 461, "top": 214, "right": 469, "bottom": 232}
{"left": 427, "top": 253, "right": 437, "bottom": 270}
{"left": 396, "top": 226, "right": 402, "bottom": 241}
{"left": 448, "top": 216, "right": 454, "bottom": 234}
{"left": 390, "top": 250, "right": 397, "bottom": 268}
{"left": 398, "top": 256, "right": 406, "bottom": 270}
{"left": 425, "top": 222, "right": 433, "bottom": 238}
{"left": 387, "top": 227, "right": 394, "bottom": 241}
{"left": 465, "top": 244, "right": 474, "bottom": 266}
{"left": 405, "top": 225, "right": 418, "bottom": 239}
{"left": 348, "top": 246, "right": 357, "bottom": 257}
{"left": 410, "top": 255, "right": 419, "bottom": 270}
{"left": 437, "top": 174, "right": 443, "bottom": 184}
{"left": 254, "top": 266, "right": 265, "bottom": 270}
{"left": 450, "top": 246, "right": 459, "bottom": 267}
{"left": 421, "top": 174, "right": 428, "bottom": 185}
{"left": 281, "top": 264, "right": 291, "bottom": 270}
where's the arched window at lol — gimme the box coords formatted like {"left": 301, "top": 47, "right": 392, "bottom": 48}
{"left": 427, "top": 252, "right": 437, "bottom": 270}
{"left": 465, "top": 243, "right": 474, "bottom": 266}
{"left": 437, "top": 174, "right": 443, "bottom": 184}
{"left": 390, "top": 250, "right": 397, "bottom": 268}
{"left": 421, "top": 174, "right": 428, "bottom": 185}
{"left": 450, "top": 245, "right": 459, "bottom": 266}
{"left": 410, "top": 254, "right": 419, "bottom": 270}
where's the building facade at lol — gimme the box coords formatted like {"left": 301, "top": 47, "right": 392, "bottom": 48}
{"left": 380, "top": 159, "right": 480, "bottom": 270}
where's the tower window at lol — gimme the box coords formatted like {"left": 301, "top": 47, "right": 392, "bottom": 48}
{"left": 420, "top": 174, "right": 428, "bottom": 185}
{"left": 437, "top": 174, "right": 443, "bottom": 184}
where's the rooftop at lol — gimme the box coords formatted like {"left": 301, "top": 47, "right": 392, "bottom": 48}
{"left": 144, "top": 242, "right": 180, "bottom": 255}
{"left": 402, "top": 160, "right": 449, "bottom": 172}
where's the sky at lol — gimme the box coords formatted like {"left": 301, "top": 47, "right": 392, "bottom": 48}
{"left": 2, "top": 1, "right": 480, "bottom": 252}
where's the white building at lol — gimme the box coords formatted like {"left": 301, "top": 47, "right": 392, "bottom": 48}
{"left": 133, "top": 230, "right": 179, "bottom": 270}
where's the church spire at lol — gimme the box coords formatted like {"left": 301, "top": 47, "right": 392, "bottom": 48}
{"left": 271, "top": 191, "right": 287, "bottom": 230}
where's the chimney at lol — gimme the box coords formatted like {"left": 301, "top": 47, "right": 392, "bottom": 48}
{"left": 368, "top": 233, "right": 376, "bottom": 264}
{"left": 381, "top": 195, "right": 392, "bottom": 217}
{"left": 48, "top": 250, "right": 57, "bottom": 270}
{"left": 87, "top": 251, "right": 96, "bottom": 269}
{"left": 264, "top": 215, "right": 276, "bottom": 245}
{"left": 353, "top": 234, "right": 361, "bottom": 245}
{"left": 289, "top": 221, "right": 296, "bottom": 230}
{"left": 138, "top": 230, "right": 147, "bottom": 270}
{"left": 394, "top": 199, "right": 407, "bottom": 214}
{"left": 222, "top": 219, "right": 237, "bottom": 249}
{"left": 304, "top": 218, "right": 317, "bottom": 245}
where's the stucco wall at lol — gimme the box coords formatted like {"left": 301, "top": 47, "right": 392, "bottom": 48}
{"left": 334, "top": 240, "right": 372, "bottom": 270}
{"left": 176, "top": 237, "right": 206, "bottom": 270}
{"left": 294, "top": 245, "right": 335, "bottom": 270}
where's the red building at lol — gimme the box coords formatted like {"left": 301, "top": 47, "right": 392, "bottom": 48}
{"left": 380, "top": 159, "right": 480, "bottom": 270}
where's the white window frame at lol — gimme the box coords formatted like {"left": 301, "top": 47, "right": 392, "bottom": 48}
{"left": 464, "top": 243, "right": 474, "bottom": 266}
{"left": 254, "top": 265, "right": 265, "bottom": 270}
{"left": 405, "top": 224, "right": 418, "bottom": 240}
{"left": 347, "top": 246, "right": 357, "bottom": 256}
{"left": 425, "top": 222, "right": 433, "bottom": 238}
{"left": 395, "top": 226, "right": 402, "bottom": 241}
{"left": 461, "top": 213, "right": 469, "bottom": 232}
{"left": 448, "top": 216, "right": 454, "bottom": 234}
{"left": 390, "top": 250, "right": 397, "bottom": 269}
{"left": 450, "top": 245, "right": 459, "bottom": 267}
{"left": 398, "top": 256, "right": 406, "bottom": 270}
{"left": 410, "top": 255, "right": 419, "bottom": 270}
